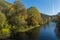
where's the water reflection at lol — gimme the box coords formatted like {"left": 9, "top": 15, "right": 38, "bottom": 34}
{"left": 29, "top": 27, "right": 40, "bottom": 40}
{"left": 8, "top": 22, "right": 60, "bottom": 40}
{"left": 37, "top": 22, "right": 58, "bottom": 40}
{"left": 28, "top": 22, "right": 59, "bottom": 40}
{"left": 25, "top": 27, "right": 40, "bottom": 40}
{"left": 55, "top": 23, "right": 60, "bottom": 40}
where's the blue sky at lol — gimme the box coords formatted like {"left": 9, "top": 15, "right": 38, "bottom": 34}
{"left": 5, "top": 0, "right": 60, "bottom": 15}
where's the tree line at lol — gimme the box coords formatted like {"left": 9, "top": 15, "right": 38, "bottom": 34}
{"left": 0, "top": 0, "right": 50, "bottom": 39}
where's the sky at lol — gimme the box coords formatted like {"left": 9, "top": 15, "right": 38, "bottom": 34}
{"left": 5, "top": 0, "right": 60, "bottom": 15}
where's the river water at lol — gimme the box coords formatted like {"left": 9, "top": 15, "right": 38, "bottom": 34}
{"left": 10, "top": 22, "right": 60, "bottom": 40}
{"left": 37, "top": 22, "right": 59, "bottom": 40}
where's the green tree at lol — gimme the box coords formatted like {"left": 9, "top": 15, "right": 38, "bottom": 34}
{"left": 0, "top": 24, "right": 11, "bottom": 39}
{"left": 14, "top": 0, "right": 27, "bottom": 20}
{"left": 9, "top": 0, "right": 27, "bottom": 29}
{"left": 27, "top": 7, "right": 42, "bottom": 26}
{"left": 0, "top": 11, "right": 6, "bottom": 27}
{"left": 10, "top": 15, "right": 26, "bottom": 27}
{"left": 0, "top": 11, "right": 11, "bottom": 39}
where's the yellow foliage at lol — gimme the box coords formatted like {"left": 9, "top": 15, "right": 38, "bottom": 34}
{"left": 0, "top": 28, "right": 10, "bottom": 38}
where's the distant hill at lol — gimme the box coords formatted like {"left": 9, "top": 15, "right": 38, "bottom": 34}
{"left": 40, "top": 13, "right": 51, "bottom": 18}
{"left": 57, "top": 12, "right": 60, "bottom": 17}
{"left": 51, "top": 12, "right": 60, "bottom": 22}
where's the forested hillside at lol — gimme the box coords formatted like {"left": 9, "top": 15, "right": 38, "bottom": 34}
{"left": 0, "top": 0, "right": 50, "bottom": 40}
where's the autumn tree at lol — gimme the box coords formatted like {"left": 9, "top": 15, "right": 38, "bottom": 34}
{"left": 9, "top": 0, "right": 27, "bottom": 29}
{"left": 14, "top": 0, "right": 27, "bottom": 20}
{"left": 27, "top": 7, "right": 42, "bottom": 26}
{"left": 0, "top": 11, "right": 6, "bottom": 27}
{"left": 0, "top": 11, "right": 11, "bottom": 39}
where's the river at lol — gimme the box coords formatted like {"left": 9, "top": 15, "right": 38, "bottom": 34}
{"left": 9, "top": 22, "right": 60, "bottom": 40}
{"left": 36, "top": 22, "right": 60, "bottom": 40}
{"left": 29, "top": 22, "right": 60, "bottom": 40}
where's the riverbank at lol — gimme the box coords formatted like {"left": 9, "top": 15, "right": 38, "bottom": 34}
{"left": 18, "top": 25, "right": 40, "bottom": 32}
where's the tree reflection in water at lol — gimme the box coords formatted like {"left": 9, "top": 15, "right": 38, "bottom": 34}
{"left": 55, "top": 24, "right": 60, "bottom": 40}
{"left": 29, "top": 27, "right": 40, "bottom": 40}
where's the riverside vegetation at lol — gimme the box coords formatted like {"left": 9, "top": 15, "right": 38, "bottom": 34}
{"left": 0, "top": 0, "right": 51, "bottom": 40}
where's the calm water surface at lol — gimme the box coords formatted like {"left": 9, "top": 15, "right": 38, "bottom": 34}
{"left": 12, "top": 22, "right": 60, "bottom": 40}
{"left": 37, "top": 22, "right": 59, "bottom": 40}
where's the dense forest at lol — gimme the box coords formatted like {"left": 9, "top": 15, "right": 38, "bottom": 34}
{"left": 0, "top": 0, "right": 51, "bottom": 40}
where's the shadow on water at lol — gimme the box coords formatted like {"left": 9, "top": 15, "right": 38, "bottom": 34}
{"left": 28, "top": 27, "right": 40, "bottom": 40}
{"left": 55, "top": 23, "right": 60, "bottom": 40}
{"left": 9, "top": 26, "right": 40, "bottom": 40}
{"left": 2, "top": 22, "right": 60, "bottom": 40}
{"left": 37, "top": 22, "right": 59, "bottom": 40}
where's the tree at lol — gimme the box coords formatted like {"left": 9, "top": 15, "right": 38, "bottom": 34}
{"left": 9, "top": 0, "right": 27, "bottom": 29}
{"left": 27, "top": 7, "right": 42, "bottom": 26}
{"left": 10, "top": 15, "right": 26, "bottom": 27}
{"left": 0, "top": 11, "right": 11, "bottom": 39}
{"left": 0, "top": 11, "right": 6, "bottom": 27}
{"left": 0, "top": 24, "right": 11, "bottom": 39}
{"left": 14, "top": 0, "right": 27, "bottom": 20}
